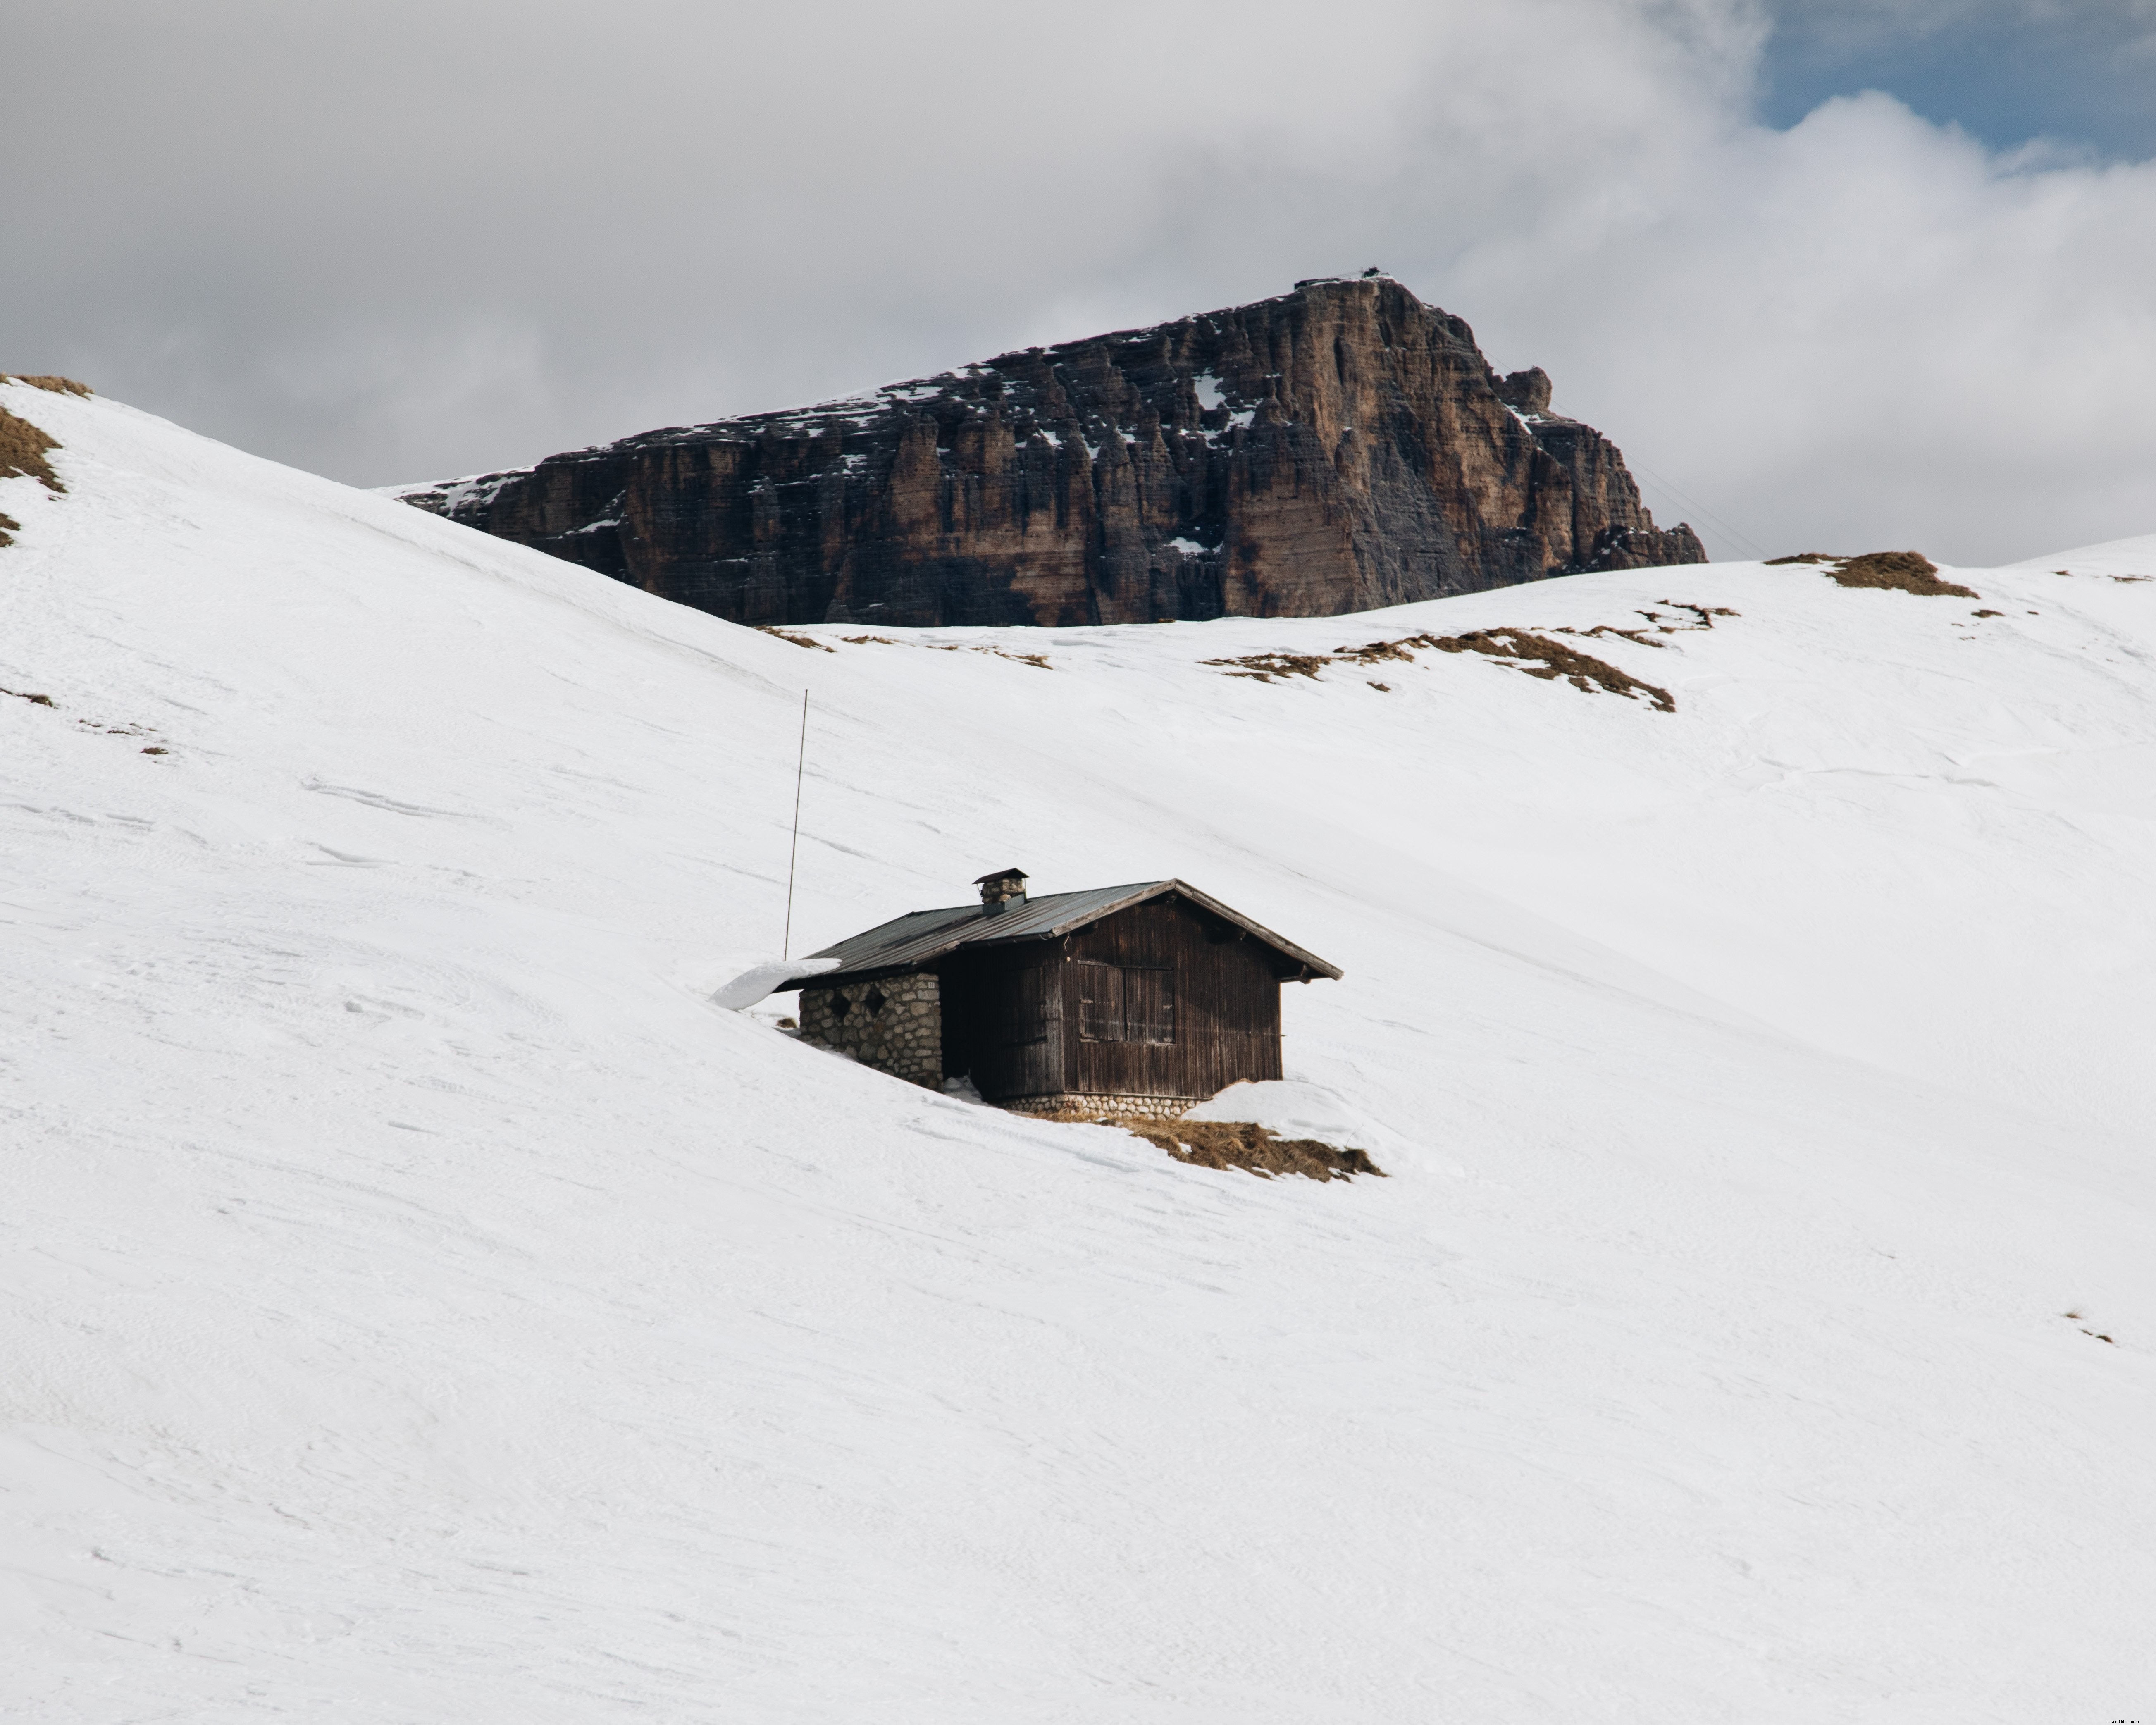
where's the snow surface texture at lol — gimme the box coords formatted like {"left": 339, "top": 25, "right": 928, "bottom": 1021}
{"left": 2, "top": 380, "right": 2152, "bottom": 1722}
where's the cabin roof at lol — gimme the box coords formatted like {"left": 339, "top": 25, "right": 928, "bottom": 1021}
{"left": 794, "top": 880, "right": 1344, "bottom": 985}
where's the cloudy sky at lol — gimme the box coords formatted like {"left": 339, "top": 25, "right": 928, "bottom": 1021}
{"left": 10, "top": 0, "right": 2155, "bottom": 563}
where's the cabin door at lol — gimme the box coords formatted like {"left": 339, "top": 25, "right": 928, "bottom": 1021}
{"left": 951, "top": 956, "right": 1059, "bottom": 1101}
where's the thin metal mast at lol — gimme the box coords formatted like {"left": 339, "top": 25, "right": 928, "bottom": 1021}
{"left": 782, "top": 690, "right": 808, "bottom": 960}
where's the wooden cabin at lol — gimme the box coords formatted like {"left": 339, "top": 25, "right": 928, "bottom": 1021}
{"left": 787, "top": 869, "right": 1342, "bottom": 1117}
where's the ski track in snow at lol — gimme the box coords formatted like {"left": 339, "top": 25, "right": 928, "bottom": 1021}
{"left": 2, "top": 382, "right": 2154, "bottom": 1722}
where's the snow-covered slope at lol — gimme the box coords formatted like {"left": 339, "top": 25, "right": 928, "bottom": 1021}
{"left": 3, "top": 382, "right": 2151, "bottom": 1722}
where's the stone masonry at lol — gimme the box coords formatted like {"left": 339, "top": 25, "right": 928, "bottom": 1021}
{"left": 1002, "top": 1093, "right": 1197, "bottom": 1120}
{"left": 798, "top": 973, "right": 942, "bottom": 1088}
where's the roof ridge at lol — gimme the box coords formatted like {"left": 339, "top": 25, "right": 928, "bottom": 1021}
{"left": 797, "top": 878, "right": 1339, "bottom": 985}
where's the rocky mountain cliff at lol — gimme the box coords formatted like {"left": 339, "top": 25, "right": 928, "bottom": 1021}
{"left": 397, "top": 276, "right": 1703, "bottom": 627}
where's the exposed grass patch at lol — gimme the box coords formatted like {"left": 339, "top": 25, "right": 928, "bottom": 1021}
{"left": 1204, "top": 651, "right": 1333, "bottom": 681}
{"left": 1824, "top": 551, "right": 1977, "bottom": 599}
{"left": 1134, "top": 1118, "right": 1384, "bottom": 1182}
{"left": 2, "top": 382, "right": 81, "bottom": 539}
{"left": 1555, "top": 601, "right": 1738, "bottom": 650}
{"left": 1773, "top": 549, "right": 1977, "bottom": 598}
{"left": 0, "top": 404, "right": 65, "bottom": 496}
{"left": 1208, "top": 624, "right": 1678, "bottom": 711}
{"left": 941, "top": 644, "right": 1051, "bottom": 669}
{"left": 2, "top": 685, "right": 56, "bottom": 706}
{"left": 1432, "top": 629, "right": 1677, "bottom": 711}
{"left": 1041, "top": 1111, "right": 1385, "bottom": 1181}
{"left": 0, "top": 375, "right": 91, "bottom": 398}
{"left": 1774, "top": 549, "right": 1979, "bottom": 597}
{"left": 842, "top": 634, "right": 1051, "bottom": 668}
{"left": 758, "top": 627, "right": 834, "bottom": 652}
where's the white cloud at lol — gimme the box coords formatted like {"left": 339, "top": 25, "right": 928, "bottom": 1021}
{"left": 5, "top": 0, "right": 2152, "bottom": 561}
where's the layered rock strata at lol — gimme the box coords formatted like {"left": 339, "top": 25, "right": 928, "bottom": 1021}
{"left": 399, "top": 277, "right": 1702, "bottom": 627}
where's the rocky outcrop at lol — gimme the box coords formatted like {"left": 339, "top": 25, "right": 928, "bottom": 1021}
{"left": 398, "top": 277, "right": 1702, "bottom": 627}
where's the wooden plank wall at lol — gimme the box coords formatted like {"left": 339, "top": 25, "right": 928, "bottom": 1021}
{"left": 1061, "top": 899, "right": 1282, "bottom": 1099}
{"left": 940, "top": 897, "right": 1288, "bottom": 1102}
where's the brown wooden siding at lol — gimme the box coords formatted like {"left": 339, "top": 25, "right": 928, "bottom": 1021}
{"left": 1061, "top": 898, "right": 1282, "bottom": 1100}
{"left": 939, "top": 895, "right": 1288, "bottom": 1104}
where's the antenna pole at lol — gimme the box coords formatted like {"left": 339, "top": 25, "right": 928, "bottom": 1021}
{"left": 782, "top": 689, "right": 808, "bottom": 960}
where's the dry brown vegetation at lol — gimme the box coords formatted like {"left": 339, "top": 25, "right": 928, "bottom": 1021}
{"left": 0, "top": 405, "right": 65, "bottom": 496}
{"left": 818, "top": 632, "right": 1053, "bottom": 669}
{"left": 1826, "top": 551, "right": 1978, "bottom": 599}
{"left": 1040, "top": 1111, "right": 1385, "bottom": 1181}
{"left": 1206, "top": 624, "right": 1678, "bottom": 712}
{"left": 0, "top": 375, "right": 91, "bottom": 398}
{"left": 0, "top": 401, "right": 67, "bottom": 547}
{"left": 1131, "top": 1118, "right": 1383, "bottom": 1181}
{"left": 758, "top": 627, "right": 835, "bottom": 652}
{"left": 933, "top": 643, "right": 1052, "bottom": 669}
{"left": 1204, "top": 650, "right": 1334, "bottom": 681}
{"left": 1434, "top": 628, "right": 1677, "bottom": 711}
{"left": 1556, "top": 601, "right": 1738, "bottom": 649}
{"left": 1770, "top": 549, "right": 1978, "bottom": 599}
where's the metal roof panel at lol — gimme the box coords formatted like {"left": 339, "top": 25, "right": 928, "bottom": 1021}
{"left": 792, "top": 880, "right": 1342, "bottom": 985}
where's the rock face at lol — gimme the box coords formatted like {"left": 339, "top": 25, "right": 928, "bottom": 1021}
{"left": 398, "top": 277, "right": 1703, "bottom": 627}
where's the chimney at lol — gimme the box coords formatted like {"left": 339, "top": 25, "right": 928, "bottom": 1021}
{"left": 973, "top": 867, "right": 1028, "bottom": 914}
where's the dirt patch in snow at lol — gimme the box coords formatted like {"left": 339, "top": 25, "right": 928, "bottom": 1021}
{"left": 1772, "top": 549, "right": 1977, "bottom": 599}
{"left": 759, "top": 627, "right": 835, "bottom": 653}
{"left": 1824, "top": 551, "right": 1977, "bottom": 599}
{"left": 1130, "top": 1118, "right": 1384, "bottom": 1182}
{"left": 1205, "top": 651, "right": 1334, "bottom": 681}
{"left": 1428, "top": 628, "right": 1676, "bottom": 711}
{"left": 1041, "top": 1111, "right": 1385, "bottom": 1181}
{"left": 933, "top": 643, "right": 1052, "bottom": 669}
{"left": 0, "top": 398, "right": 69, "bottom": 548}
{"left": 1, "top": 405, "right": 66, "bottom": 494}
{"left": 1206, "top": 626, "right": 1677, "bottom": 712}
{"left": 1, "top": 375, "right": 91, "bottom": 398}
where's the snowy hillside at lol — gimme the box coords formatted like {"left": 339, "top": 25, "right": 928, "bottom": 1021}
{"left": 3, "top": 380, "right": 2152, "bottom": 1722}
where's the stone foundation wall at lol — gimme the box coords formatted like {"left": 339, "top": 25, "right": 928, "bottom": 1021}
{"left": 799, "top": 973, "right": 941, "bottom": 1088}
{"left": 1001, "top": 1093, "right": 1197, "bottom": 1121}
